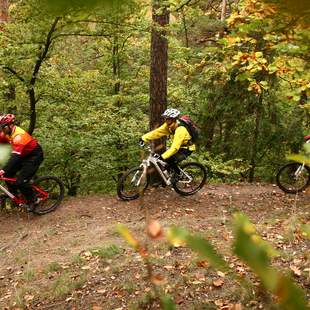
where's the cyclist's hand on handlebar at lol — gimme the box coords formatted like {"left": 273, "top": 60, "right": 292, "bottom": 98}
{"left": 0, "top": 170, "right": 4, "bottom": 177}
{"left": 139, "top": 138, "right": 145, "bottom": 147}
{"left": 153, "top": 153, "right": 164, "bottom": 161}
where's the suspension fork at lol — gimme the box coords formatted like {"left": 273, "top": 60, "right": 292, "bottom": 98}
{"left": 294, "top": 163, "right": 305, "bottom": 177}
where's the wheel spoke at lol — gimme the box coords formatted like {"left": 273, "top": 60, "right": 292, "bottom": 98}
{"left": 117, "top": 167, "right": 148, "bottom": 200}
{"left": 32, "top": 176, "right": 64, "bottom": 215}
{"left": 276, "top": 163, "right": 310, "bottom": 193}
{"left": 172, "top": 162, "right": 207, "bottom": 196}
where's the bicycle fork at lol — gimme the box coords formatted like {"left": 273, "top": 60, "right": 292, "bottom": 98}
{"left": 294, "top": 163, "right": 305, "bottom": 178}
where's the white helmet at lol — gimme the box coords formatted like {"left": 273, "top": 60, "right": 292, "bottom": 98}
{"left": 162, "top": 108, "right": 181, "bottom": 119}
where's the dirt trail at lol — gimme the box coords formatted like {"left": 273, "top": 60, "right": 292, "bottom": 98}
{"left": 0, "top": 183, "right": 309, "bottom": 309}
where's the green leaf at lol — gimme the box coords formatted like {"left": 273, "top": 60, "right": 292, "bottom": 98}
{"left": 160, "top": 294, "right": 176, "bottom": 310}
{"left": 116, "top": 224, "right": 139, "bottom": 249}
{"left": 168, "top": 226, "right": 229, "bottom": 271}
{"left": 287, "top": 154, "right": 310, "bottom": 165}
{"left": 300, "top": 224, "right": 310, "bottom": 240}
{"left": 233, "top": 213, "right": 308, "bottom": 309}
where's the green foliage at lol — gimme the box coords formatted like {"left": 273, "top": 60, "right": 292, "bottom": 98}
{"left": 160, "top": 295, "right": 176, "bottom": 310}
{"left": 119, "top": 214, "right": 309, "bottom": 310}
{"left": 287, "top": 143, "right": 310, "bottom": 165}
{"left": 39, "top": 0, "right": 129, "bottom": 14}
{"left": 168, "top": 226, "right": 229, "bottom": 271}
{"left": 233, "top": 213, "right": 308, "bottom": 310}
{"left": 0, "top": 0, "right": 309, "bottom": 193}
{"left": 191, "top": 152, "right": 250, "bottom": 181}
{"left": 90, "top": 244, "right": 122, "bottom": 259}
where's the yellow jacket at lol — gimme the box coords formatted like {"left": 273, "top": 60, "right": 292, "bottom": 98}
{"left": 142, "top": 122, "right": 196, "bottom": 160}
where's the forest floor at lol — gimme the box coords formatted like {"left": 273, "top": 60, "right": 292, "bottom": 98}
{"left": 0, "top": 183, "right": 309, "bottom": 310}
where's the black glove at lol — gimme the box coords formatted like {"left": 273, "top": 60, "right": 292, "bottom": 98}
{"left": 139, "top": 138, "right": 145, "bottom": 147}
{"left": 154, "top": 153, "right": 164, "bottom": 161}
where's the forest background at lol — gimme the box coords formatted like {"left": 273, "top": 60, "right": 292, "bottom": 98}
{"left": 0, "top": 0, "right": 309, "bottom": 196}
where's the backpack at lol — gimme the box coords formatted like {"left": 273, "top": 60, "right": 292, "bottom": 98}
{"left": 179, "top": 115, "right": 199, "bottom": 143}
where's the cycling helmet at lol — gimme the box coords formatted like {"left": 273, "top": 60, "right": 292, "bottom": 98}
{"left": 162, "top": 108, "right": 181, "bottom": 119}
{"left": 0, "top": 114, "right": 15, "bottom": 126}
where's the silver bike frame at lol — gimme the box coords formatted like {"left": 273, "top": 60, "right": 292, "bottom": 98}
{"left": 133, "top": 146, "right": 194, "bottom": 187}
{"left": 295, "top": 139, "right": 310, "bottom": 177}
{"left": 139, "top": 153, "right": 172, "bottom": 186}
{"left": 0, "top": 184, "right": 15, "bottom": 199}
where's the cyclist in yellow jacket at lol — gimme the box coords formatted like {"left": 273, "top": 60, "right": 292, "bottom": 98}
{"left": 141, "top": 108, "right": 195, "bottom": 175}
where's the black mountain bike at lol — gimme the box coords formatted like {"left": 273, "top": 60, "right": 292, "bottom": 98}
{"left": 117, "top": 145, "right": 207, "bottom": 201}
{"left": 276, "top": 135, "right": 310, "bottom": 194}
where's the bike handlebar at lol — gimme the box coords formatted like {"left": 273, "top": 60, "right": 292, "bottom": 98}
{"left": 139, "top": 144, "right": 167, "bottom": 165}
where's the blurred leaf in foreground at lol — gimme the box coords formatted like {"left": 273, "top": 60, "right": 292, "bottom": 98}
{"left": 287, "top": 143, "right": 310, "bottom": 165}
{"left": 39, "top": 0, "right": 127, "bottom": 14}
{"left": 168, "top": 226, "right": 229, "bottom": 272}
{"left": 233, "top": 213, "right": 308, "bottom": 310}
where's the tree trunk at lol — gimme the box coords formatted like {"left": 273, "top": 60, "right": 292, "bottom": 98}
{"left": 27, "top": 17, "right": 60, "bottom": 134}
{"left": 112, "top": 35, "right": 121, "bottom": 95}
{"left": 0, "top": 0, "right": 8, "bottom": 27}
{"left": 248, "top": 95, "right": 263, "bottom": 182}
{"left": 149, "top": 0, "right": 169, "bottom": 154}
{"left": 181, "top": 9, "right": 189, "bottom": 48}
{"left": 220, "top": 0, "right": 227, "bottom": 22}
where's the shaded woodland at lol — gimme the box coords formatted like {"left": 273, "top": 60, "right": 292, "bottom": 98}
{"left": 0, "top": 0, "right": 309, "bottom": 195}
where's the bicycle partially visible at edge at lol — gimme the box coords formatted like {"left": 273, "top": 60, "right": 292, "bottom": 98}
{"left": 0, "top": 175, "right": 65, "bottom": 215}
{"left": 276, "top": 135, "right": 310, "bottom": 194}
{"left": 117, "top": 145, "right": 207, "bottom": 201}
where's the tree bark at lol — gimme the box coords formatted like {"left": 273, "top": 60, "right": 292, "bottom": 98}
{"left": 27, "top": 17, "right": 60, "bottom": 134}
{"left": 0, "top": 0, "right": 8, "bottom": 27}
{"left": 220, "top": 0, "right": 227, "bottom": 22}
{"left": 149, "top": 0, "right": 169, "bottom": 154}
{"left": 248, "top": 94, "right": 263, "bottom": 182}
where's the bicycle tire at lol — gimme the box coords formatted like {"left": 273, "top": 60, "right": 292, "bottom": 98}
{"left": 117, "top": 167, "right": 149, "bottom": 201}
{"left": 172, "top": 162, "right": 207, "bottom": 196}
{"left": 276, "top": 163, "right": 310, "bottom": 194}
{"left": 32, "top": 176, "right": 65, "bottom": 215}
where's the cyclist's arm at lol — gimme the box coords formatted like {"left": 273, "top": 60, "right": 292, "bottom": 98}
{"left": 2, "top": 153, "right": 21, "bottom": 173}
{"left": 142, "top": 123, "right": 170, "bottom": 142}
{"left": 2, "top": 134, "right": 25, "bottom": 172}
{"left": 161, "top": 126, "right": 188, "bottom": 160}
{"left": 0, "top": 132, "right": 8, "bottom": 143}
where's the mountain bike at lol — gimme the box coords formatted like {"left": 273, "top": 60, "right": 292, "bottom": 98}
{"left": 276, "top": 135, "right": 310, "bottom": 194}
{"left": 0, "top": 175, "right": 65, "bottom": 215}
{"left": 117, "top": 145, "right": 207, "bottom": 201}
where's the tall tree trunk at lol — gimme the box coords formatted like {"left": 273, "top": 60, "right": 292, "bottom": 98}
{"left": 249, "top": 95, "right": 263, "bottom": 182}
{"left": 219, "top": 0, "right": 227, "bottom": 38}
{"left": 181, "top": 9, "right": 189, "bottom": 48}
{"left": 220, "top": 0, "right": 227, "bottom": 21}
{"left": 112, "top": 35, "right": 120, "bottom": 95}
{"left": 0, "top": 0, "right": 8, "bottom": 27}
{"left": 149, "top": 0, "right": 169, "bottom": 154}
{"left": 204, "top": 101, "right": 217, "bottom": 150}
{"left": 27, "top": 17, "right": 60, "bottom": 134}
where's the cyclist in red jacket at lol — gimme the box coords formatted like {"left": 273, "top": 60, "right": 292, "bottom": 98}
{"left": 0, "top": 114, "right": 44, "bottom": 210}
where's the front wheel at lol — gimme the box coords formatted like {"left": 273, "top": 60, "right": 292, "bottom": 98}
{"left": 172, "top": 162, "right": 207, "bottom": 196}
{"left": 276, "top": 163, "right": 310, "bottom": 194}
{"left": 117, "top": 167, "right": 149, "bottom": 201}
{"left": 32, "top": 176, "right": 65, "bottom": 215}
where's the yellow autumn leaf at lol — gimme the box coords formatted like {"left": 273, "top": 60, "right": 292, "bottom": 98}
{"left": 117, "top": 224, "right": 139, "bottom": 248}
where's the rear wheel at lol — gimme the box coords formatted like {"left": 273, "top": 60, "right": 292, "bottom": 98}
{"left": 172, "top": 162, "right": 207, "bottom": 196}
{"left": 276, "top": 163, "right": 310, "bottom": 194}
{"left": 117, "top": 167, "right": 149, "bottom": 201}
{"left": 32, "top": 176, "right": 65, "bottom": 215}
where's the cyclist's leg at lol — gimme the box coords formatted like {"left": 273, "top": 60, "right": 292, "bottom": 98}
{"left": 16, "top": 146, "right": 44, "bottom": 204}
{"left": 4, "top": 163, "right": 22, "bottom": 196}
{"left": 166, "top": 149, "right": 192, "bottom": 175}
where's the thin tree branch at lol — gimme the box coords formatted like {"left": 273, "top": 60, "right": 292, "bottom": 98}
{"left": 2, "top": 66, "right": 25, "bottom": 83}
